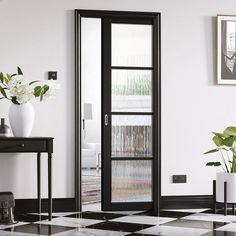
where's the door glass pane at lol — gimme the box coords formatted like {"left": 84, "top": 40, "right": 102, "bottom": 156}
{"left": 112, "top": 160, "right": 152, "bottom": 202}
{"left": 112, "top": 70, "right": 152, "bottom": 112}
{"left": 112, "top": 115, "right": 152, "bottom": 158}
{"left": 112, "top": 24, "right": 152, "bottom": 67}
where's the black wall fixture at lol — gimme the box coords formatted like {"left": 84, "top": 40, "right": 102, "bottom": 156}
{"left": 48, "top": 71, "right": 57, "bottom": 80}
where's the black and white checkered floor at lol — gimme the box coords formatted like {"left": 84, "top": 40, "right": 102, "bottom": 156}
{"left": 2, "top": 208, "right": 236, "bottom": 235}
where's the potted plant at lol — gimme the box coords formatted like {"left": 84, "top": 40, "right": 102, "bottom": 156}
{"left": 205, "top": 126, "right": 236, "bottom": 203}
{"left": 0, "top": 67, "right": 59, "bottom": 137}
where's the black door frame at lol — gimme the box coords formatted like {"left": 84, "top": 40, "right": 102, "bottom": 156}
{"left": 75, "top": 9, "right": 161, "bottom": 213}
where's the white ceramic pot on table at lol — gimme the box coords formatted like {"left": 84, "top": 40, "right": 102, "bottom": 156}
{"left": 9, "top": 102, "right": 35, "bottom": 137}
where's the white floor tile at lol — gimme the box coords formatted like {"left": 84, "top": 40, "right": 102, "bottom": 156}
{"left": 165, "top": 209, "right": 210, "bottom": 213}
{"left": 0, "top": 222, "right": 28, "bottom": 230}
{"left": 217, "top": 222, "right": 236, "bottom": 232}
{"left": 182, "top": 213, "right": 236, "bottom": 223}
{"left": 139, "top": 225, "right": 211, "bottom": 236}
{"left": 37, "top": 217, "right": 104, "bottom": 228}
{"left": 54, "top": 227, "right": 128, "bottom": 236}
{"left": 32, "top": 212, "right": 80, "bottom": 217}
{"left": 0, "top": 231, "right": 38, "bottom": 236}
{"left": 111, "top": 215, "right": 176, "bottom": 225}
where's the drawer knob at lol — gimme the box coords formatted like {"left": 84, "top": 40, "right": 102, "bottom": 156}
{"left": 20, "top": 144, "right": 25, "bottom": 147}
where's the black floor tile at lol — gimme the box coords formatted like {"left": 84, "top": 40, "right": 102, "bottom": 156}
{"left": 4, "top": 223, "right": 76, "bottom": 235}
{"left": 162, "top": 219, "right": 228, "bottom": 230}
{"left": 15, "top": 214, "right": 56, "bottom": 223}
{"left": 136, "top": 210, "right": 194, "bottom": 218}
{"left": 201, "top": 231, "right": 236, "bottom": 236}
{"left": 65, "top": 211, "right": 126, "bottom": 220}
{"left": 86, "top": 221, "right": 154, "bottom": 232}
{"left": 159, "top": 210, "right": 194, "bottom": 218}
{"left": 126, "top": 234, "right": 157, "bottom": 236}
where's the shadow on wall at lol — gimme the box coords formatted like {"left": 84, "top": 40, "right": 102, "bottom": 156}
{"left": 204, "top": 16, "right": 217, "bottom": 86}
{"left": 65, "top": 9, "right": 75, "bottom": 195}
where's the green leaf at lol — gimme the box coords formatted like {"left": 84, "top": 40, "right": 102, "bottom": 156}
{"left": 36, "top": 84, "right": 49, "bottom": 101}
{"left": 0, "top": 85, "right": 7, "bottom": 98}
{"left": 17, "top": 67, "right": 23, "bottom": 75}
{"left": 6, "top": 74, "right": 12, "bottom": 82}
{"left": 43, "top": 84, "right": 49, "bottom": 94}
{"left": 222, "top": 136, "right": 236, "bottom": 147}
{"left": 221, "top": 147, "right": 229, "bottom": 151}
{"left": 213, "top": 135, "right": 223, "bottom": 146}
{"left": 4, "top": 75, "right": 9, "bottom": 84}
{"left": 11, "top": 97, "right": 19, "bottom": 105}
{"left": 224, "top": 126, "right": 236, "bottom": 136}
{"left": 40, "top": 92, "right": 44, "bottom": 101}
{"left": 206, "top": 162, "right": 221, "bottom": 166}
{"left": 204, "top": 149, "right": 219, "bottom": 154}
{"left": 213, "top": 132, "right": 229, "bottom": 138}
{"left": 0, "top": 73, "right": 4, "bottom": 83}
{"left": 29, "top": 80, "right": 39, "bottom": 85}
{"left": 34, "top": 86, "right": 43, "bottom": 97}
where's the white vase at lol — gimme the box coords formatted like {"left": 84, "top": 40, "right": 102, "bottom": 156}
{"left": 9, "top": 102, "right": 35, "bottom": 137}
{"left": 216, "top": 172, "right": 236, "bottom": 203}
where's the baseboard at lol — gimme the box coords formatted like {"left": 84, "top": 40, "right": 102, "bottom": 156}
{"left": 161, "top": 195, "right": 213, "bottom": 209}
{"left": 14, "top": 195, "right": 214, "bottom": 214}
{"left": 15, "top": 198, "right": 76, "bottom": 214}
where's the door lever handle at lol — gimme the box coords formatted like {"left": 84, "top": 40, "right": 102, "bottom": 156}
{"left": 105, "top": 114, "right": 109, "bottom": 126}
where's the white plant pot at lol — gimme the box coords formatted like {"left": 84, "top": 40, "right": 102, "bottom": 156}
{"left": 216, "top": 172, "right": 236, "bottom": 203}
{"left": 9, "top": 102, "right": 35, "bottom": 137}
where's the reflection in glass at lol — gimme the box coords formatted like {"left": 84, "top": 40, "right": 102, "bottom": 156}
{"left": 112, "top": 24, "right": 152, "bottom": 67}
{"left": 112, "top": 70, "right": 152, "bottom": 112}
{"left": 112, "top": 115, "right": 152, "bottom": 157}
{"left": 221, "top": 20, "right": 236, "bottom": 79}
{"left": 112, "top": 160, "right": 152, "bottom": 202}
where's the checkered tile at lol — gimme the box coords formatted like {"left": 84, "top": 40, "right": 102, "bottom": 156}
{"left": 0, "top": 209, "right": 236, "bottom": 235}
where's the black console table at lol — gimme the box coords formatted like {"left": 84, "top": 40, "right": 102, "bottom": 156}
{"left": 0, "top": 137, "right": 54, "bottom": 220}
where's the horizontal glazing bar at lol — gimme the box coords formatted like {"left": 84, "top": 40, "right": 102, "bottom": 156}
{"left": 111, "top": 66, "right": 154, "bottom": 70}
{"left": 111, "top": 112, "right": 154, "bottom": 115}
{"left": 111, "top": 157, "right": 153, "bottom": 160}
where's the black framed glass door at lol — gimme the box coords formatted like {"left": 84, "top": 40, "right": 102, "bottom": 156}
{"left": 102, "top": 16, "right": 160, "bottom": 211}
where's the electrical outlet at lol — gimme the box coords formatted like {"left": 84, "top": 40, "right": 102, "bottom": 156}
{"left": 172, "top": 175, "right": 187, "bottom": 183}
{"left": 48, "top": 71, "right": 57, "bottom": 80}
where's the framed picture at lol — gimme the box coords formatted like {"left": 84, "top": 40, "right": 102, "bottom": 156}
{"left": 217, "top": 15, "right": 236, "bottom": 84}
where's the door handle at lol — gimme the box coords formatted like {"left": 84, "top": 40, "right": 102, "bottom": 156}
{"left": 105, "top": 114, "right": 109, "bottom": 126}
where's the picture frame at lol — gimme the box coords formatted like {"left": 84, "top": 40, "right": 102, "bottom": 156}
{"left": 217, "top": 15, "right": 236, "bottom": 84}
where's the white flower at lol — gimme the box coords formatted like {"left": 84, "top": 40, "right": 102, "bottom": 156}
{"left": 8, "top": 75, "right": 34, "bottom": 104}
{"left": 42, "top": 80, "right": 60, "bottom": 101}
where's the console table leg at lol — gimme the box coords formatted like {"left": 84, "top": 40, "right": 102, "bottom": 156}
{"left": 213, "top": 180, "right": 216, "bottom": 214}
{"left": 37, "top": 153, "right": 41, "bottom": 215}
{"left": 224, "top": 181, "right": 227, "bottom": 216}
{"left": 48, "top": 153, "right": 52, "bottom": 221}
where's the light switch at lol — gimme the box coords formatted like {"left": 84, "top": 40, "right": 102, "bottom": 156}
{"left": 48, "top": 71, "right": 57, "bottom": 80}
{"left": 172, "top": 175, "right": 187, "bottom": 183}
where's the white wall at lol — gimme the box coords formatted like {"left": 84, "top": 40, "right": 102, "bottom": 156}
{"left": 0, "top": 0, "right": 236, "bottom": 199}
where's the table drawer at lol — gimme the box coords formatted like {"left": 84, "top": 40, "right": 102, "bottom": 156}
{"left": 0, "top": 140, "right": 47, "bottom": 152}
